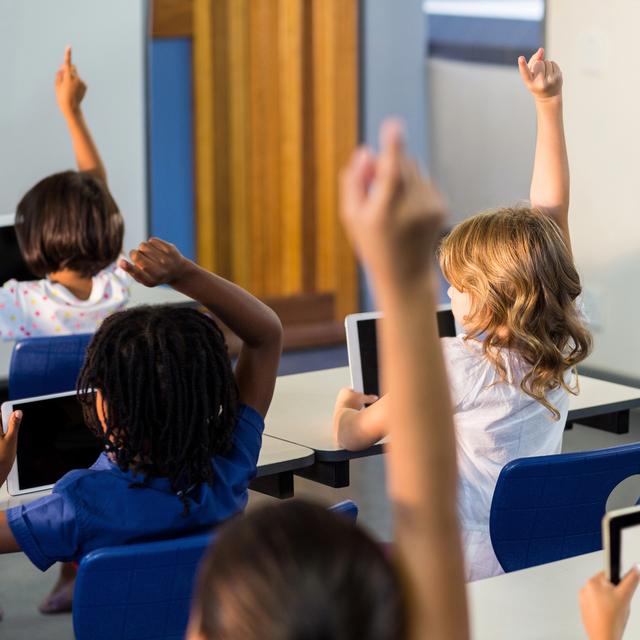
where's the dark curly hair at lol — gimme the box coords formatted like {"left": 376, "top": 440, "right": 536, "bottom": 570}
{"left": 77, "top": 305, "right": 238, "bottom": 509}
{"left": 192, "top": 499, "right": 407, "bottom": 640}
{"left": 15, "top": 170, "right": 123, "bottom": 277}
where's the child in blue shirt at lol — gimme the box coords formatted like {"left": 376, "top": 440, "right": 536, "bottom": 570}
{"left": 0, "top": 238, "right": 283, "bottom": 610}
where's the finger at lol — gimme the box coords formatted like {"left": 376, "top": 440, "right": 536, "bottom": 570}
{"left": 3, "top": 410, "right": 22, "bottom": 440}
{"left": 135, "top": 242, "right": 162, "bottom": 263}
{"left": 370, "top": 119, "right": 405, "bottom": 211}
{"left": 148, "top": 237, "right": 173, "bottom": 253}
{"left": 64, "top": 45, "right": 72, "bottom": 68}
{"left": 340, "top": 147, "right": 375, "bottom": 222}
{"left": 119, "top": 258, "right": 155, "bottom": 286}
{"left": 528, "top": 47, "right": 544, "bottom": 67}
{"left": 617, "top": 566, "right": 640, "bottom": 600}
{"left": 518, "top": 56, "right": 533, "bottom": 84}
{"left": 55, "top": 70, "right": 63, "bottom": 84}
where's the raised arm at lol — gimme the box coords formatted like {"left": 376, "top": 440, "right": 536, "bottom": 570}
{"left": 120, "top": 239, "right": 282, "bottom": 418}
{"left": 340, "top": 122, "right": 468, "bottom": 640}
{"left": 518, "top": 48, "right": 570, "bottom": 250}
{"left": 55, "top": 46, "right": 107, "bottom": 184}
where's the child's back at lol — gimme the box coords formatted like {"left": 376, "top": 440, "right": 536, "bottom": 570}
{"left": 1, "top": 171, "right": 127, "bottom": 341}
{"left": 0, "top": 239, "right": 282, "bottom": 574}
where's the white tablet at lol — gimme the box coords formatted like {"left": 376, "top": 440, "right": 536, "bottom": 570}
{"left": 1, "top": 390, "right": 103, "bottom": 496}
{"left": 603, "top": 505, "right": 640, "bottom": 584}
{"left": 345, "top": 304, "right": 458, "bottom": 394}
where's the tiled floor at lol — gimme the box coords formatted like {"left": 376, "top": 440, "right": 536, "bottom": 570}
{"left": 1, "top": 345, "right": 639, "bottom": 639}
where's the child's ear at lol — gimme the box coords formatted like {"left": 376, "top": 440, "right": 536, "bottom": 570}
{"left": 95, "top": 389, "right": 108, "bottom": 433}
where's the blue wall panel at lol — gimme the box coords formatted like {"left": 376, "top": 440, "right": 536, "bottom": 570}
{"left": 149, "top": 38, "right": 195, "bottom": 260}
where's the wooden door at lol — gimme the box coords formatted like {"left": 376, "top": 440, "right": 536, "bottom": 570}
{"left": 153, "top": 0, "right": 359, "bottom": 350}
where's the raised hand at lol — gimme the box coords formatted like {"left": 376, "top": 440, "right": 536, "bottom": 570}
{"left": 339, "top": 119, "right": 447, "bottom": 284}
{"left": 55, "top": 46, "right": 87, "bottom": 116}
{"left": 580, "top": 569, "right": 640, "bottom": 640}
{"left": 518, "top": 47, "right": 563, "bottom": 102}
{"left": 119, "top": 238, "right": 190, "bottom": 287}
{"left": 0, "top": 410, "right": 22, "bottom": 485}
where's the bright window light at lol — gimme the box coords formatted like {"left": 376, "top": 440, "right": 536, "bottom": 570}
{"left": 423, "top": 1, "right": 544, "bottom": 21}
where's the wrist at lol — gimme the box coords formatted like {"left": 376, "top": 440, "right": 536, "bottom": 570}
{"left": 62, "top": 105, "right": 83, "bottom": 122}
{"left": 535, "top": 94, "right": 563, "bottom": 109}
{"left": 170, "top": 257, "right": 198, "bottom": 287}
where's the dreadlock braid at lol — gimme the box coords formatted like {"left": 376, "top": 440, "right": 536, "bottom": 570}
{"left": 77, "top": 305, "right": 238, "bottom": 510}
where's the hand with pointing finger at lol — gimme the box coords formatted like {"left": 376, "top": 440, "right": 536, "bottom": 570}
{"left": 55, "top": 45, "right": 87, "bottom": 117}
{"left": 0, "top": 410, "right": 22, "bottom": 486}
{"left": 518, "top": 47, "right": 563, "bottom": 102}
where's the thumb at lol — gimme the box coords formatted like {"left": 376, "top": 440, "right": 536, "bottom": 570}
{"left": 617, "top": 566, "right": 640, "bottom": 601}
{"left": 5, "top": 410, "right": 22, "bottom": 440}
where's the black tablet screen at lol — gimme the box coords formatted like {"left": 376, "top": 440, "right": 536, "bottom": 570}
{"left": 0, "top": 225, "right": 36, "bottom": 283}
{"left": 356, "top": 308, "right": 457, "bottom": 397}
{"left": 14, "top": 394, "right": 103, "bottom": 490}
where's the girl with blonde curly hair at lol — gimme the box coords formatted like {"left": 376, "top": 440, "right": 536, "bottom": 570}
{"left": 332, "top": 49, "right": 592, "bottom": 581}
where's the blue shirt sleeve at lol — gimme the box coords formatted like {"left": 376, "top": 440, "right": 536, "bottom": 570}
{"left": 211, "top": 404, "right": 264, "bottom": 508}
{"left": 6, "top": 492, "right": 80, "bottom": 571}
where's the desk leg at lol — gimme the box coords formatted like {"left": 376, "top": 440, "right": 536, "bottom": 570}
{"left": 571, "top": 410, "right": 630, "bottom": 435}
{"left": 250, "top": 472, "right": 294, "bottom": 499}
{"left": 295, "top": 460, "right": 350, "bottom": 488}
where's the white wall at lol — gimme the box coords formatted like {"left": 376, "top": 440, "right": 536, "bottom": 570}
{"left": 0, "top": 0, "right": 148, "bottom": 251}
{"left": 547, "top": 0, "right": 640, "bottom": 383}
{"left": 362, "top": 0, "right": 428, "bottom": 165}
{"left": 428, "top": 58, "right": 536, "bottom": 223}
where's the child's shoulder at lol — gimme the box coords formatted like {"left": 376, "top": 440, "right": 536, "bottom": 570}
{"left": 441, "top": 335, "right": 486, "bottom": 366}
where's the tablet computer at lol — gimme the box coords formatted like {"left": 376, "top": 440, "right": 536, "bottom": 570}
{"left": 1, "top": 390, "right": 103, "bottom": 496}
{"left": 603, "top": 505, "right": 640, "bottom": 584}
{"left": 345, "top": 304, "right": 458, "bottom": 395}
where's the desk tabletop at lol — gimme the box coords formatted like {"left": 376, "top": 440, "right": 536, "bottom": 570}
{"left": 0, "top": 283, "right": 193, "bottom": 383}
{"left": 265, "top": 367, "right": 640, "bottom": 460}
{"left": 0, "top": 434, "right": 314, "bottom": 511}
{"left": 468, "top": 546, "right": 640, "bottom": 639}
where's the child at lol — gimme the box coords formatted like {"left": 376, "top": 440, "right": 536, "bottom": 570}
{"left": 0, "top": 238, "right": 282, "bottom": 614}
{"left": 187, "top": 119, "right": 469, "bottom": 640}
{"left": 0, "top": 46, "right": 128, "bottom": 341}
{"left": 332, "top": 50, "right": 592, "bottom": 581}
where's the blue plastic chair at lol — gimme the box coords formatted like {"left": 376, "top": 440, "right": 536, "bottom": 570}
{"left": 73, "top": 500, "right": 359, "bottom": 640}
{"left": 328, "top": 499, "right": 359, "bottom": 521}
{"left": 8, "top": 333, "right": 93, "bottom": 400}
{"left": 490, "top": 443, "right": 640, "bottom": 572}
{"left": 73, "top": 532, "right": 213, "bottom": 640}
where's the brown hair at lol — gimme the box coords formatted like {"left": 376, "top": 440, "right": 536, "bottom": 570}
{"left": 191, "top": 500, "right": 406, "bottom": 640}
{"left": 15, "top": 170, "right": 123, "bottom": 278}
{"left": 438, "top": 207, "right": 592, "bottom": 419}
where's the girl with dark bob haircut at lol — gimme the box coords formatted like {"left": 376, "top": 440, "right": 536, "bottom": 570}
{"left": 0, "top": 46, "right": 128, "bottom": 351}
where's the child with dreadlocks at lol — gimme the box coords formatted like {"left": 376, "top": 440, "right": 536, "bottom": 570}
{"left": 0, "top": 238, "right": 283, "bottom": 611}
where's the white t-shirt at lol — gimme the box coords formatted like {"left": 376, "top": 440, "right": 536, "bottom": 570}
{"left": 443, "top": 335, "right": 570, "bottom": 582}
{"left": 0, "top": 262, "right": 131, "bottom": 341}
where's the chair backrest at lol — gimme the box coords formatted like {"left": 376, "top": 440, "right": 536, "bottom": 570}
{"left": 9, "top": 333, "right": 93, "bottom": 400}
{"left": 73, "top": 532, "right": 213, "bottom": 640}
{"left": 490, "top": 443, "right": 640, "bottom": 572}
{"left": 73, "top": 500, "right": 359, "bottom": 640}
{"left": 328, "top": 499, "right": 359, "bottom": 521}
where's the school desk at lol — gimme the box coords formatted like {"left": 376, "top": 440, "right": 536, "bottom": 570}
{"left": 468, "top": 544, "right": 640, "bottom": 639}
{"left": 0, "top": 282, "right": 194, "bottom": 385}
{"left": 0, "top": 435, "right": 315, "bottom": 509}
{"left": 264, "top": 367, "right": 640, "bottom": 488}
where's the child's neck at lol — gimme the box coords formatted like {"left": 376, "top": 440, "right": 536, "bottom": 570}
{"left": 48, "top": 269, "right": 93, "bottom": 301}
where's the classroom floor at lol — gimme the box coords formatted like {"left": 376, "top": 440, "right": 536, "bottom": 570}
{"left": 1, "top": 345, "right": 639, "bottom": 639}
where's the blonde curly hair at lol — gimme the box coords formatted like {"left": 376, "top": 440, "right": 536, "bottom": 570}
{"left": 438, "top": 207, "right": 592, "bottom": 420}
